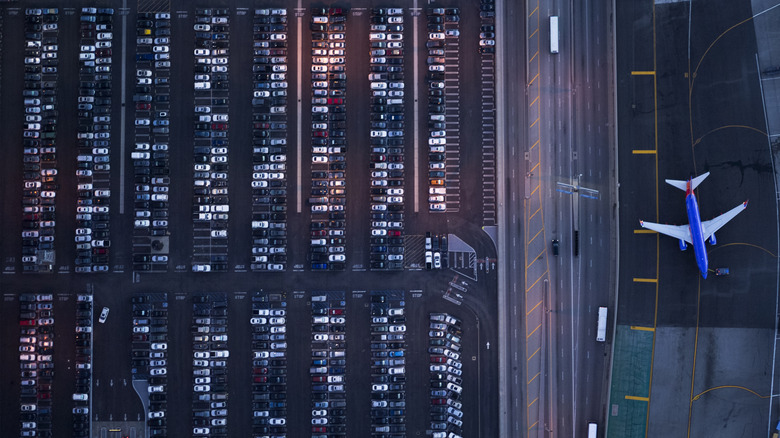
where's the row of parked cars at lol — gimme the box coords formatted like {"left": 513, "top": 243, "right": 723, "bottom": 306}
{"left": 367, "top": 7, "right": 406, "bottom": 272}
{"left": 72, "top": 294, "right": 96, "bottom": 437}
{"left": 18, "top": 293, "right": 57, "bottom": 437}
{"left": 250, "top": 8, "right": 289, "bottom": 271}
{"left": 310, "top": 293, "right": 348, "bottom": 436}
{"left": 426, "top": 8, "right": 460, "bottom": 212}
{"left": 128, "top": 294, "right": 169, "bottom": 436}
{"left": 429, "top": 313, "right": 464, "bottom": 437}
{"left": 191, "top": 8, "right": 233, "bottom": 272}
{"left": 191, "top": 294, "right": 231, "bottom": 436}
{"left": 308, "top": 7, "right": 349, "bottom": 271}
{"left": 132, "top": 12, "right": 173, "bottom": 271}
{"left": 20, "top": 7, "right": 60, "bottom": 274}
{"left": 369, "top": 293, "right": 408, "bottom": 436}
{"left": 73, "top": 7, "right": 116, "bottom": 273}
{"left": 250, "top": 296, "right": 288, "bottom": 436}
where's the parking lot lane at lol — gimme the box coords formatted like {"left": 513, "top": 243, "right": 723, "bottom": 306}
{"left": 163, "top": 293, "right": 194, "bottom": 437}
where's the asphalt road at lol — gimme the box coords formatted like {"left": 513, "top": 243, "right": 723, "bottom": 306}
{"left": 0, "top": 1, "right": 500, "bottom": 437}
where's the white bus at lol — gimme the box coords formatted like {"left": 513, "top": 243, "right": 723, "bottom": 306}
{"left": 588, "top": 422, "right": 598, "bottom": 437}
{"left": 549, "top": 16, "right": 559, "bottom": 54}
{"left": 596, "top": 307, "right": 607, "bottom": 342}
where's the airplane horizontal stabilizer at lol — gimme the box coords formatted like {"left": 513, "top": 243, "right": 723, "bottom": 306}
{"left": 665, "top": 172, "right": 710, "bottom": 191}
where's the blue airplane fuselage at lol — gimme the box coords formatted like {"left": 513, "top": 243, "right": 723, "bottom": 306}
{"left": 686, "top": 192, "right": 708, "bottom": 278}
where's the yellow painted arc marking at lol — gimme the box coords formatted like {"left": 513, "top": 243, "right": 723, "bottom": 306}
{"left": 707, "top": 242, "right": 778, "bottom": 258}
{"left": 691, "top": 385, "right": 770, "bottom": 401}
{"left": 693, "top": 125, "right": 767, "bottom": 147}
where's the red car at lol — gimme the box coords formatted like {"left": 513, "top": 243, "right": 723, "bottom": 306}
{"left": 211, "top": 123, "right": 228, "bottom": 130}
{"left": 328, "top": 98, "right": 343, "bottom": 105}
{"left": 311, "top": 230, "right": 327, "bottom": 237}
{"left": 432, "top": 398, "right": 447, "bottom": 405}
{"left": 136, "top": 103, "right": 151, "bottom": 110}
{"left": 430, "top": 356, "right": 446, "bottom": 363}
{"left": 388, "top": 230, "right": 401, "bottom": 237}
{"left": 38, "top": 392, "right": 51, "bottom": 399}
{"left": 312, "top": 376, "right": 326, "bottom": 382}
{"left": 255, "top": 123, "right": 270, "bottom": 129}
{"left": 312, "top": 426, "right": 327, "bottom": 433}
{"left": 329, "top": 308, "right": 344, "bottom": 315}
{"left": 252, "top": 367, "right": 265, "bottom": 374}
{"left": 313, "top": 130, "right": 328, "bottom": 137}
{"left": 254, "top": 376, "right": 268, "bottom": 383}
{"left": 20, "top": 319, "right": 35, "bottom": 326}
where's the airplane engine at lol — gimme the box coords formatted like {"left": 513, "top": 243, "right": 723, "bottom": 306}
{"left": 709, "top": 233, "right": 716, "bottom": 245}
{"left": 679, "top": 239, "right": 687, "bottom": 251}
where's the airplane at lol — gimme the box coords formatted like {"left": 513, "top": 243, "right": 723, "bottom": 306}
{"left": 639, "top": 172, "right": 747, "bottom": 278}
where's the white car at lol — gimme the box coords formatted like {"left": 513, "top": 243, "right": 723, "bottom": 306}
{"left": 99, "top": 307, "right": 109, "bottom": 323}
{"left": 151, "top": 343, "right": 167, "bottom": 350}
{"left": 194, "top": 385, "right": 210, "bottom": 392}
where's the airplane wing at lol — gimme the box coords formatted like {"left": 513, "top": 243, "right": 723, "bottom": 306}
{"left": 701, "top": 201, "right": 748, "bottom": 241}
{"left": 639, "top": 220, "right": 692, "bottom": 244}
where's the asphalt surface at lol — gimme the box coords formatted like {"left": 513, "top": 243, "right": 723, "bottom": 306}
{"left": 0, "top": 1, "right": 500, "bottom": 438}
{"left": 616, "top": 0, "right": 780, "bottom": 436}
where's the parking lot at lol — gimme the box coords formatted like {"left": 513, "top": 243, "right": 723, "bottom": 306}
{"left": 0, "top": 1, "right": 499, "bottom": 437}
{"left": 4, "top": 1, "right": 497, "bottom": 275}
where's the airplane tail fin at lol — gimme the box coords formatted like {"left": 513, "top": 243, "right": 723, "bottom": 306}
{"left": 665, "top": 172, "right": 710, "bottom": 191}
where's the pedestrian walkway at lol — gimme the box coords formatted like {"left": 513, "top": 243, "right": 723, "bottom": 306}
{"left": 607, "top": 325, "right": 654, "bottom": 437}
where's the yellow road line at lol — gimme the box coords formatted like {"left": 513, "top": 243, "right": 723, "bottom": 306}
{"left": 632, "top": 149, "right": 656, "bottom": 154}
{"left": 527, "top": 345, "right": 541, "bottom": 360}
{"left": 526, "top": 323, "right": 541, "bottom": 339}
{"left": 526, "top": 299, "right": 543, "bottom": 315}
{"left": 633, "top": 277, "right": 657, "bottom": 283}
{"left": 630, "top": 326, "right": 655, "bottom": 332}
{"left": 631, "top": 70, "right": 655, "bottom": 75}
{"left": 634, "top": 229, "right": 655, "bottom": 234}
{"left": 626, "top": 395, "right": 650, "bottom": 402}
{"left": 528, "top": 227, "right": 544, "bottom": 245}
{"left": 527, "top": 370, "right": 541, "bottom": 384}
{"left": 525, "top": 270, "right": 548, "bottom": 290}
